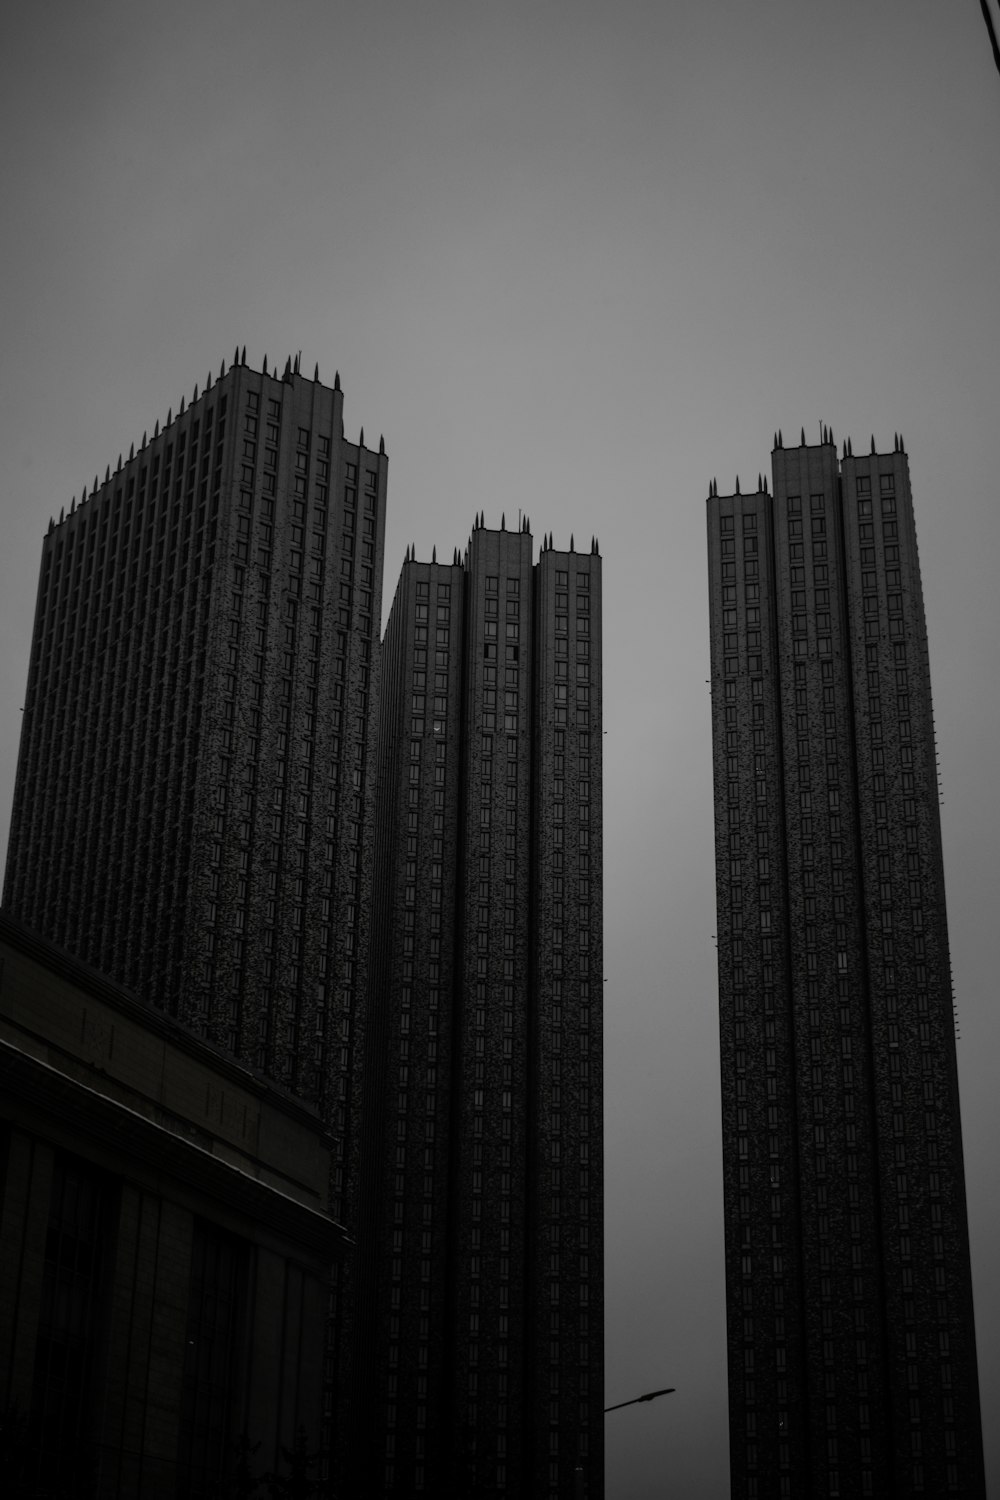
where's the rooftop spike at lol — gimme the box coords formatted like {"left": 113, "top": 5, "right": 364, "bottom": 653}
{"left": 129, "top": 443, "right": 134, "bottom": 460}
{"left": 758, "top": 473, "right": 762, "bottom": 491}
{"left": 192, "top": 385, "right": 198, "bottom": 403}
{"left": 800, "top": 427, "right": 806, "bottom": 446}
{"left": 763, "top": 475, "right": 769, "bottom": 495}
{"left": 379, "top": 434, "right": 385, "bottom": 455}
{"left": 105, "top": 465, "right": 111, "bottom": 483}
{"left": 48, "top": 517, "right": 54, "bottom": 534}
{"left": 293, "top": 353, "right": 300, "bottom": 374}
{"left": 283, "top": 356, "right": 292, "bottom": 380}
{"left": 154, "top": 420, "right": 160, "bottom": 438}
{"left": 70, "top": 495, "right": 75, "bottom": 514}
{"left": 829, "top": 426, "right": 834, "bottom": 446}
{"left": 142, "top": 431, "right": 147, "bottom": 448}
{"left": 570, "top": 534, "right": 575, "bottom": 552}
{"left": 314, "top": 363, "right": 319, "bottom": 382}
{"left": 501, "top": 512, "right": 506, "bottom": 530}
{"left": 778, "top": 429, "right": 783, "bottom": 447}
{"left": 117, "top": 454, "right": 122, "bottom": 471}
{"left": 871, "top": 434, "right": 876, "bottom": 453}
{"left": 334, "top": 371, "right": 341, "bottom": 391}
{"left": 234, "top": 345, "right": 240, "bottom": 365}
{"left": 735, "top": 476, "right": 740, "bottom": 495}
{"left": 205, "top": 370, "right": 212, "bottom": 391}
{"left": 220, "top": 359, "right": 226, "bottom": 379}
{"left": 359, "top": 427, "right": 364, "bottom": 448}
{"left": 432, "top": 545, "right": 437, "bottom": 563}
{"left": 93, "top": 476, "right": 98, "bottom": 493}
{"left": 59, "top": 506, "right": 64, "bottom": 524}
{"left": 179, "top": 396, "right": 185, "bottom": 415}
{"left": 262, "top": 355, "right": 268, "bottom": 375}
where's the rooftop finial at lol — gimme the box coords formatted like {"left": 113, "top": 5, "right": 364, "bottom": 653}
{"left": 359, "top": 427, "right": 364, "bottom": 447}
{"left": 871, "top": 434, "right": 876, "bottom": 453}
{"left": 154, "top": 419, "right": 160, "bottom": 438}
{"left": 314, "top": 362, "right": 319, "bottom": 381}
{"left": 220, "top": 359, "right": 226, "bottom": 379}
{"left": 334, "top": 370, "right": 341, "bottom": 391}
{"left": 129, "top": 443, "right": 134, "bottom": 460}
{"left": 735, "top": 476, "right": 740, "bottom": 495}
{"left": 379, "top": 434, "right": 385, "bottom": 455}
{"left": 179, "top": 395, "right": 185, "bottom": 415}
{"left": 432, "top": 545, "right": 437, "bottom": 563}
{"left": 192, "top": 384, "right": 198, "bottom": 403}
{"left": 262, "top": 355, "right": 268, "bottom": 375}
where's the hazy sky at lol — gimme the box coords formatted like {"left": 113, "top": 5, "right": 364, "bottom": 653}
{"left": 2, "top": 3, "right": 999, "bottom": 1494}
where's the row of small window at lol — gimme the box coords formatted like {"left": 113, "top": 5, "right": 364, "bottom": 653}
{"left": 46, "top": 402, "right": 228, "bottom": 554}
{"left": 45, "top": 474, "right": 222, "bottom": 600}
{"left": 858, "top": 495, "right": 897, "bottom": 519}
{"left": 856, "top": 474, "right": 896, "bottom": 497}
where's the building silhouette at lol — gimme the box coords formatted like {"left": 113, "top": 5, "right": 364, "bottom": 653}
{"left": 349, "top": 522, "right": 604, "bottom": 1497}
{"left": 3, "top": 355, "right": 386, "bottom": 1227}
{"left": 1, "top": 357, "right": 605, "bottom": 1498}
{"left": 707, "top": 432, "right": 984, "bottom": 1497}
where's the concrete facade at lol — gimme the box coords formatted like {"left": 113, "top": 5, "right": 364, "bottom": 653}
{"left": 707, "top": 435, "right": 984, "bottom": 1498}
{"left": 0, "top": 909, "right": 348, "bottom": 1498}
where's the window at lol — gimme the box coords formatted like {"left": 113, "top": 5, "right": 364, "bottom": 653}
{"left": 178, "top": 1221, "right": 247, "bottom": 1497}
{"left": 31, "top": 1156, "right": 113, "bottom": 1494}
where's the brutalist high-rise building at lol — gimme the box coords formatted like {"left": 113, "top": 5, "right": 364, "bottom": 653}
{"left": 707, "top": 431, "right": 984, "bottom": 1498}
{"left": 349, "top": 520, "right": 604, "bottom": 1499}
{"left": 3, "top": 353, "right": 386, "bottom": 1225}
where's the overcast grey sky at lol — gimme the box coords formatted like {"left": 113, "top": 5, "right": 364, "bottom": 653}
{"left": 2, "top": 3, "right": 999, "bottom": 1494}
